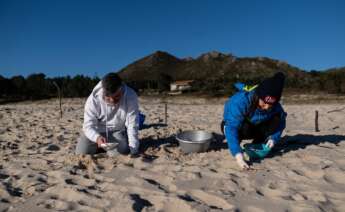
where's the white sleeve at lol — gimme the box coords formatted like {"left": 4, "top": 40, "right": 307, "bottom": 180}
{"left": 82, "top": 96, "right": 101, "bottom": 142}
{"left": 125, "top": 93, "right": 139, "bottom": 150}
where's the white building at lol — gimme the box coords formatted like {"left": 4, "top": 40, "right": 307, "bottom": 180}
{"left": 170, "top": 80, "right": 194, "bottom": 92}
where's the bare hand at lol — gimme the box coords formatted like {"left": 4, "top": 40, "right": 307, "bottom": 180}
{"left": 96, "top": 136, "right": 107, "bottom": 148}
{"left": 266, "top": 139, "right": 275, "bottom": 149}
{"left": 235, "top": 153, "right": 250, "bottom": 170}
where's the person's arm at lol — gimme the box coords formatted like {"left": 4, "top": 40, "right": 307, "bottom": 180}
{"left": 223, "top": 94, "right": 247, "bottom": 156}
{"left": 125, "top": 92, "right": 140, "bottom": 155}
{"left": 269, "top": 104, "right": 287, "bottom": 145}
{"left": 224, "top": 93, "right": 252, "bottom": 169}
{"left": 83, "top": 96, "right": 101, "bottom": 143}
{"left": 225, "top": 122, "right": 250, "bottom": 170}
{"left": 224, "top": 122, "right": 242, "bottom": 156}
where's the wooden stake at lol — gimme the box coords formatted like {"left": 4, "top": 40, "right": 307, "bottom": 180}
{"left": 53, "top": 82, "right": 63, "bottom": 118}
{"left": 165, "top": 102, "right": 168, "bottom": 125}
{"left": 315, "top": 110, "right": 319, "bottom": 132}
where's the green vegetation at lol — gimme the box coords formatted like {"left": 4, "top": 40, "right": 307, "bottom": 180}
{"left": 0, "top": 73, "right": 99, "bottom": 102}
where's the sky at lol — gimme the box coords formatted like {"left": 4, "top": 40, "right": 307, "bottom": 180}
{"left": 1, "top": 0, "right": 344, "bottom": 78}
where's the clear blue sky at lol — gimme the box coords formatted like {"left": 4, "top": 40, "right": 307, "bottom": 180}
{"left": 1, "top": 0, "right": 344, "bottom": 78}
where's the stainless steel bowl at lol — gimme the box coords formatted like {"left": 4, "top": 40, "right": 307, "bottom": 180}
{"left": 100, "top": 143, "right": 117, "bottom": 151}
{"left": 176, "top": 130, "right": 213, "bottom": 153}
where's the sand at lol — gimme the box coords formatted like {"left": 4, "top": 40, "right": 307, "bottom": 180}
{"left": 0, "top": 97, "right": 345, "bottom": 212}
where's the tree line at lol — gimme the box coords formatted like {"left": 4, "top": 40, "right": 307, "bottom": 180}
{"left": 1, "top": 70, "right": 345, "bottom": 102}
{"left": 0, "top": 73, "right": 100, "bottom": 102}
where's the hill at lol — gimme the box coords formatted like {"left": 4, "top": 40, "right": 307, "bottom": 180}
{"left": 118, "top": 50, "right": 344, "bottom": 95}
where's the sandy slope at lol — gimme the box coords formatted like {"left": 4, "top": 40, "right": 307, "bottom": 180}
{"left": 0, "top": 97, "right": 344, "bottom": 212}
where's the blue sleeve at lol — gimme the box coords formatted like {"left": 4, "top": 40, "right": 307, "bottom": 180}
{"left": 270, "top": 103, "right": 287, "bottom": 144}
{"left": 224, "top": 124, "right": 242, "bottom": 156}
{"left": 223, "top": 93, "right": 249, "bottom": 156}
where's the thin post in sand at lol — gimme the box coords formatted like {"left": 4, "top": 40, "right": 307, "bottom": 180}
{"left": 315, "top": 110, "right": 319, "bottom": 132}
{"left": 53, "top": 81, "right": 63, "bottom": 118}
{"left": 164, "top": 102, "right": 168, "bottom": 125}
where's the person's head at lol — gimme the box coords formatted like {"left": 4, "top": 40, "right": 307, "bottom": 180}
{"left": 255, "top": 72, "right": 285, "bottom": 110}
{"left": 102, "top": 73, "right": 123, "bottom": 105}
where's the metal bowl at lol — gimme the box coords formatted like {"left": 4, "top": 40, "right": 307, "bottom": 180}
{"left": 100, "top": 143, "right": 117, "bottom": 151}
{"left": 176, "top": 130, "right": 213, "bottom": 153}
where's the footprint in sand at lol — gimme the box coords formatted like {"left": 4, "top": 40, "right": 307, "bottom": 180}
{"left": 0, "top": 175, "right": 23, "bottom": 200}
{"left": 323, "top": 170, "right": 345, "bottom": 184}
{"left": 189, "top": 189, "right": 234, "bottom": 210}
{"left": 144, "top": 178, "right": 169, "bottom": 193}
{"left": 300, "top": 166, "right": 326, "bottom": 180}
{"left": 258, "top": 181, "right": 292, "bottom": 200}
{"left": 147, "top": 195, "right": 197, "bottom": 211}
{"left": 129, "top": 193, "right": 154, "bottom": 211}
{"left": 44, "top": 185, "right": 110, "bottom": 211}
{"left": 291, "top": 192, "right": 307, "bottom": 201}
{"left": 37, "top": 197, "right": 74, "bottom": 211}
{"left": 285, "top": 169, "right": 310, "bottom": 181}
{"left": 301, "top": 190, "right": 328, "bottom": 202}
{"left": 46, "top": 144, "right": 60, "bottom": 151}
{"left": 289, "top": 203, "right": 322, "bottom": 212}
{"left": 0, "top": 172, "right": 23, "bottom": 202}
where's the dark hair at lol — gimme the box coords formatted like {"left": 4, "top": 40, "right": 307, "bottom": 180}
{"left": 102, "top": 73, "right": 122, "bottom": 96}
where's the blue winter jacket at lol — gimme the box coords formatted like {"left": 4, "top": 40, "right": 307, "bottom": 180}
{"left": 223, "top": 83, "right": 287, "bottom": 156}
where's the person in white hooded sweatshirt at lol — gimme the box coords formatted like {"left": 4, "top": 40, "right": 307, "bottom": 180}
{"left": 75, "top": 73, "right": 140, "bottom": 157}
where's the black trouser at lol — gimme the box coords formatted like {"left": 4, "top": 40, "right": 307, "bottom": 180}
{"left": 221, "top": 115, "right": 281, "bottom": 144}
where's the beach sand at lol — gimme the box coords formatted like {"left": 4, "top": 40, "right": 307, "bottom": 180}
{"left": 0, "top": 97, "right": 345, "bottom": 211}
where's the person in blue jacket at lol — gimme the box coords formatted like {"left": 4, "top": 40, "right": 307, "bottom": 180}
{"left": 222, "top": 72, "right": 287, "bottom": 170}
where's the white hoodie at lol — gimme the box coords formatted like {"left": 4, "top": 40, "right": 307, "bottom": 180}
{"left": 82, "top": 82, "right": 139, "bottom": 151}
